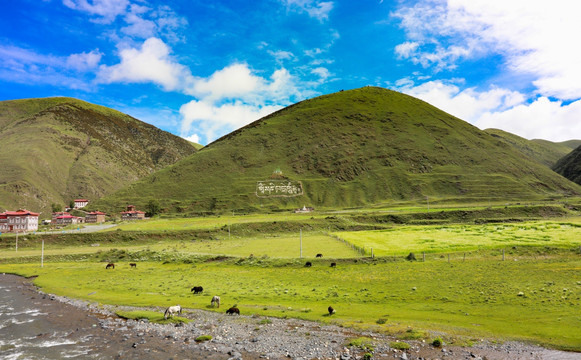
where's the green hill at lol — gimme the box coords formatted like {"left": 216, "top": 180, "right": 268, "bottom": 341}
{"left": 484, "top": 129, "right": 574, "bottom": 167}
{"left": 92, "top": 87, "right": 581, "bottom": 215}
{"left": 553, "top": 145, "right": 581, "bottom": 185}
{"left": 0, "top": 97, "right": 196, "bottom": 215}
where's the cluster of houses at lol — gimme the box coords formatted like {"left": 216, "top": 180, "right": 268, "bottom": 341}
{"left": 1, "top": 201, "right": 147, "bottom": 234}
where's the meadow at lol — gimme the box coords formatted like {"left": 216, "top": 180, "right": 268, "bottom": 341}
{"left": 1, "top": 212, "right": 580, "bottom": 351}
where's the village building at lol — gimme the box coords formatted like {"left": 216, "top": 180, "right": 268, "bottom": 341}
{"left": 52, "top": 211, "right": 71, "bottom": 222}
{"left": 121, "top": 205, "right": 145, "bottom": 220}
{"left": 55, "top": 214, "right": 84, "bottom": 225}
{"left": 0, "top": 209, "right": 39, "bottom": 233}
{"left": 85, "top": 211, "right": 107, "bottom": 223}
{"left": 74, "top": 199, "right": 89, "bottom": 209}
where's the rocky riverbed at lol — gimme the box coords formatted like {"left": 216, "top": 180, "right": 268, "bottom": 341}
{"left": 2, "top": 274, "right": 579, "bottom": 360}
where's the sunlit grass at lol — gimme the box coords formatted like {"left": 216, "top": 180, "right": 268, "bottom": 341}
{"left": 336, "top": 220, "right": 581, "bottom": 256}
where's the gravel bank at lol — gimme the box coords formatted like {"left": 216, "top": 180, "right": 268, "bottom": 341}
{"left": 4, "top": 274, "right": 580, "bottom": 360}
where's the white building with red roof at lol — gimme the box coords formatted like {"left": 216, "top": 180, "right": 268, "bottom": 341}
{"left": 55, "top": 214, "right": 84, "bottom": 225}
{"left": 74, "top": 199, "right": 89, "bottom": 209}
{"left": 0, "top": 209, "right": 39, "bottom": 233}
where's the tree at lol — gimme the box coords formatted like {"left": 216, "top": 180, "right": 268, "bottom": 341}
{"left": 146, "top": 199, "right": 161, "bottom": 217}
{"left": 51, "top": 203, "right": 62, "bottom": 213}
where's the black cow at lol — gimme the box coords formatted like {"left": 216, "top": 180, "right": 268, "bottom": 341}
{"left": 328, "top": 306, "right": 335, "bottom": 315}
{"left": 330, "top": 262, "right": 336, "bottom": 268}
{"left": 226, "top": 307, "right": 240, "bottom": 315}
{"left": 304, "top": 262, "right": 312, "bottom": 267}
{"left": 191, "top": 286, "right": 203, "bottom": 294}
{"left": 316, "top": 253, "right": 323, "bottom": 258}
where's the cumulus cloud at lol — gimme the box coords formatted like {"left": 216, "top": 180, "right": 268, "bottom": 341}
{"left": 66, "top": 50, "right": 103, "bottom": 71}
{"left": 392, "top": 0, "right": 581, "bottom": 99}
{"left": 97, "top": 37, "right": 193, "bottom": 91}
{"left": 179, "top": 100, "right": 282, "bottom": 144}
{"left": 179, "top": 65, "right": 304, "bottom": 144}
{"left": 395, "top": 77, "right": 580, "bottom": 142}
{"left": 283, "top": 0, "right": 334, "bottom": 21}
{"left": 477, "top": 98, "right": 581, "bottom": 142}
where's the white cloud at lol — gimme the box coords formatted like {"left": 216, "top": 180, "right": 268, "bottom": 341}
{"left": 283, "top": 0, "right": 334, "bottom": 21}
{"left": 62, "top": 0, "right": 130, "bottom": 23}
{"left": 477, "top": 98, "right": 581, "bottom": 142}
{"left": 188, "top": 63, "right": 263, "bottom": 101}
{"left": 395, "top": 77, "right": 580, "bottom": 142}
{"left": 179, "top": 100, "right": 282, "bottom": 144}
{"left": 66, "top": 50, "right": 102, "bottom": 71}
{"left": 0, "top": 44, "right": 99, "bottom": 89}
{"left": 97, "top": 37, "right": 193, "bottom": 92}
{"left": 182, "top": 134, "right": 201, "bottom": 144}
{"left": 393, "top": 0, "right": 581, "bottom": 99}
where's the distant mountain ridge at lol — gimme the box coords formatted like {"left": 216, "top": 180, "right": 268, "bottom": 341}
{"left": 0, "top": 97, "right": 196, "bottom": 215}
{"left": 91, "top": 87, "right": 581, "bottom": 215}
{"left": 553, "top": 145, "right": 581, "bottom": 185}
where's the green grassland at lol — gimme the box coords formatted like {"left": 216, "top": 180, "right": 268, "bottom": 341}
{"left": 0, "top": 97, "right": 195, "bottom": 214}
{"left": 90, "top": 87, "right": 581, "bottom": 215}
{"left": 337, "top": 219, "right": 581, "bottom": 256}
{"left": 1, "top": 211, "right": 581, "bottom": 351}
{"left": 1, "top": 255, "right": 579, "bottom": 350}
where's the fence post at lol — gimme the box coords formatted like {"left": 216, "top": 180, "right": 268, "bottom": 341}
{"left": 448, "top": 254, "right": 450, "bottom": 263}
{"left": 463, "top": 253, "right": 466, "bottom": 262}
{"left": 423, "top": 252, "right": 425, "bottom": 262}
{"left": 502, "top": 249, "right": 505, "bottom": 261}
{"left": 371, "top": 248, "right": 374, "bottom": 258}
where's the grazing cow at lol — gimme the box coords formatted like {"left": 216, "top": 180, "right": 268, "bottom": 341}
{"left": 129, "top": 263, "right": 137, "bottom": 268}
{"left": 304, "top": 261, "right": 312, "bottom": 267}
{"left": 316, "top": 253, "right": 323, "bottom": 258}
{"left": 226, "top": 307, "right": 240, "bottom": 315}
{"left": 330, "top": 262, "right": 336, "bottom": 268}
{"left": 328, "top": 306, "right": 335, "bottom": 315}
{"left": 164, "top": 305, "right": 182, "bottom": 319}
{"left": 191, "top": 286, "right": 203, "bottom": 294}
{"left": 105, "top": 263, "right": 115, "bottom": 269}
{"left": 211, "top": 296, "right": 221, "bottom": 308}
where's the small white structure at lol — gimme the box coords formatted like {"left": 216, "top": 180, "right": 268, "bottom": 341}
{"left": 294, "top": 205, "right": 314, "bottom": 213}
{"left": 74, "top": 199, "right": 89, "bottom": 209}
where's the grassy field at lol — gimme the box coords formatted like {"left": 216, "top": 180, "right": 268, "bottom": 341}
{"left": 336, "top": 219, "right": 581, "bottom": 256}
{"left": 1, "top": 213, "right": 581, "bottom": 351}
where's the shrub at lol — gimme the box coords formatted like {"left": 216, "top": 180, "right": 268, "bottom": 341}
{"left": 376, "top": 318, "right": 387, "bottom": 324}
{"left": 432, "top": 337, "right": 443, "bottom": 347}
{"left": 195, "top": 335, "right": 212, "bottom": 342}
{"left": 363, "top": 352, "right": 373, "bottom": 360}
{"left": 347, "top": 337, "right": 374, "bottom": 352}
{"left": 389, "top": 341, "right": 410, "bottom": 350}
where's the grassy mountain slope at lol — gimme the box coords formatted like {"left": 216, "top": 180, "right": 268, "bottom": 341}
{"left": 553, "top": 145, "right": 581, "bottom": 185}
{"left": 0, "top": 97, "right": 196, "bottom": 215}
{"left": 484, "top": 128, "right": 574, "bottom": 167}
{"left": 92, "top": 87, "right": 581, "bottom": 214}
{"left": 558, "top": 139, "right": 581, "bottom": 149}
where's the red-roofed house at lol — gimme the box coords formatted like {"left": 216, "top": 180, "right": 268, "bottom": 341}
{"left": 0, "top": 209, "right": 39, "bottom": 232}
{"left": 85, "top": 211, "right": 107, "bottom": 223}
{"left": 121, "top": 205, "right": 145, "bottom": 220}
{"left": 52, "top": 212, "right": 71, "bottom": 222}
{"left": 74, "top": 199, "right": 89, "bottom": 209}
{"left": 55, "top": 214, "right": 84, "bottom": 225}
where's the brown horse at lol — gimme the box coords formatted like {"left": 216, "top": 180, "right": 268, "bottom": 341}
{"left": 105, "top": 263, "right": 115, "bottom": 269}
{"left": 129, "top": 263, "right": 137, "bottom": 268}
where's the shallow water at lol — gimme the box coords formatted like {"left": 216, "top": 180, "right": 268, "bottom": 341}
{"left": 0, "top": 279, "right": 95, "bottom": 359}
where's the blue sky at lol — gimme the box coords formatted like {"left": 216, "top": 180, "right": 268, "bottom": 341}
{"left": 1, "top": 0, "right": 580, "bottom": 145}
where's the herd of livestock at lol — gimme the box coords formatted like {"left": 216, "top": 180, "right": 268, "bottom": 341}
{"left": 104, "top": 258, "right": 337, "bottom": 320}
